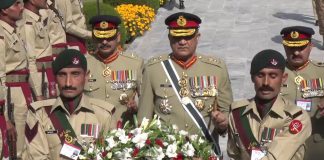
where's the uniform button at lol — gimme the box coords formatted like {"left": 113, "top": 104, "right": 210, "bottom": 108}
{"left": 106, "top": 80, "right": 109, "bottom": 83}
{"left": 185, "top": 124, "right": 188, "bottom": 128}
{"left": 198, "top": 56, "right": 202, "bottom": 59}
{"left": 89, "top": 88, "right": 93, "bottom": 91}
{"left": 106, "top": 94, "right": 109, "bottom": 98}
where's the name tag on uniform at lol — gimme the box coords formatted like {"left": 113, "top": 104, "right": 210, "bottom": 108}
{"left": 60, "top": 142, "right": 81, "bottom": 160}
{"left": 296, "top": 100, "right": 312, "bottom": 111}
{"left": 251, "top": 149, "right": 266, "bottom": 160}
{"left": 45, "top": 130, "right": 57, "bottom": 134}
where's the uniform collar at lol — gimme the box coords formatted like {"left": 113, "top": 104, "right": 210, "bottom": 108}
{"left": 170, "top": 54, "right": 197, "bottom": 69}
{"left": 97, "top": 49, "right": 121, "bottom": 64}
{"left": 0, "top": 20, "right": 15, "bottom": 34}
{"left": 24, "top": 9, "right": 41, "bottom": 22}
{"left": 51, "top": 94, "right": 94, "bottom": 114}
{"left": 242, "top": 95, "right": 286, "bottom": 119}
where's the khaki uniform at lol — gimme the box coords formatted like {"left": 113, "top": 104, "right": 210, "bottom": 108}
{"left": 54, "top": 0, "right": 91, "bottom": 39}
{"left": 23, "top": 94, "right": 116, "bottom": 159}
{"left": 316, "top": 0, "right": 324, "bottom": 35}
{"left": 0, "top": 19, "right": 37, "bottom": 158}
{"left": 227, "top": 96, "right": 311, "bottom": 160}
{"left": 85, "top": 52, "right": 143, "bottom": 124}
{"left": 39, "top": 8, "right": 66, "bottom": 44}
{"left": 17, "top": 9, "right": 54, "bottom": 97}
{"left": 281, "top": 60, "right": 324, "bottom": 160}
{"left": 138, "top": 54, "right": 233, "bottom": 135}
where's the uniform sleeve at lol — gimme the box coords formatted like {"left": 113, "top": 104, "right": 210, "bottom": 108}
{"left": 0, "top": 37, "right": 6, "bottom": 84}
{"left": 24, "top": 109, "right": 51, "bottom": 159}
{"left": 17, "top": 22, "right": 43, "bottom": 97}
{"left": 137, "top": 65, "right": 154, "bottom": 123}
{"left": 136, "top": 58, "right": 144, "bottom": 96}
{"left": 261, "top": 110, "right": 312, "bottom": 160}
{"left": 227, "top": 112, "right": 242, "bottom": 160}
{"left": 216, "top": 62, "right": 233, "bottom": 117}
{"left": 56, "top": 0, "right": 91, "bottom": 39}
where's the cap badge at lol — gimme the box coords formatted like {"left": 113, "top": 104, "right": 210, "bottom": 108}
{"left": 177, "top": 16, "right": 187, "bottom": 27}
{"left": 100, "top": 21, "right": 109, "bottom": 29}
{"left": 290, "top": 31, "right": 299, "bottom": 39}
{"left": 72, "top": 57, "right": 80, "bottom": 65}
{"left": 270, "top": 59, "right": 278, "bottom": 66}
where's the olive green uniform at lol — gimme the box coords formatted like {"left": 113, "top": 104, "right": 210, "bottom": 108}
{"left": 138, "top": 54, "right": 233, "bottom": 135}
{"left": 227, "top": 96, "right": 311, "bottom": 160}
{"left": 85, "top": 52, "right": 143, "bottom": 124}
{"left": 281, "top": 60, "right": 324, "bottom": 159}
{"left": 23, "top": 94, "right": 115, "bottom": 159}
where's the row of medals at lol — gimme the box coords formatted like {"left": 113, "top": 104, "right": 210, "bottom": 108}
{"left": 295, "top": 75, "right": 324, "bottom": 98}
{"left": 159, "top": 73, "right": 218, "bottom": 114}
{"left": 102, "top": 67, "right": 136, "bottom": 104}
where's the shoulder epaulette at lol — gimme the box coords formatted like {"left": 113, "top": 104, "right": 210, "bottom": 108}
{"left": 30, "top": 99, "right": 56, "bottom": 112}
{"left": 120, "top": 52, "right": 142, "bottom": 60}
{"left": 26, "top": 21, "right": 33, "bottom": 25}
{"left": 198, "top": 54, "right": 223, "bottom": 67}
{"left": 147, "top": 54, "right": 169, "bottom": 66}
{"left": 311, "top": 60, "right": 324, "bottom": 67}
{"left": 283, "top": 98, "right": 303, "bottom": 119}
{"left": 89, "top": 98, "right": 115, "bottom": 114}
{"left": 231, "top": 99, "right": 250, "bottom": 110}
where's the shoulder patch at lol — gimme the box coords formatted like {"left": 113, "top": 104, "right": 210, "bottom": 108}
{"left": 30, "top": 99, "right": 56, "bottom": 112}
{"left": 89, "top": 98, "right": 115, "bottom": 113}
{"left": 231, "top": 99, "right": 250, "bottom": 110}
{"left": 26, "top": 21, "right": 33, "bottom": 25}
{"left": 198, "top": 54, "right": 223, "bottom": 67}
{"left": 147, "top": 54, "right": 169, "bottom": 66}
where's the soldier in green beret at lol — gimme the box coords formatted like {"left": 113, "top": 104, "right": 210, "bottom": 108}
{"left": 138, "top": 12, "right": 233, "bottom": 157}
{"left": 23, "top": 49, "right": 116, "bottom": 159}
{"left": 228, "top": 49, "right": 311, "bottom": 160}
{"left": 85, "top": 15, "right": 143, "bottom": 126}
{"left": 280, "top": 26, "right": 324, "bottom": 160}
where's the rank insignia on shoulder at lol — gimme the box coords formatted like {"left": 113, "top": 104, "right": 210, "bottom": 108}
{"left": 289, "top": 120, "right": 302, "bottom": 134}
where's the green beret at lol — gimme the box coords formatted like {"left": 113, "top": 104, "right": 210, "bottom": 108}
{"left": 52, "top": 49, "right": 87, "bottom": 75}
{"left": 0, "top": 0, "right": 16, "bottom": 9}
{"left": 250, "top": 49, "right": 285, "bottom": 75}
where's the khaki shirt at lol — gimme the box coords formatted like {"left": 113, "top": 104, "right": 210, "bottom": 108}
{"left": 281, "top": 61, "right": 324, "bottom": 139}
{"left": 55, "top": 0, "right": 92, "bottom": 39}
{"left": 23, "top": 94, "right": 116, "bottom": 159}
{"left": 17, "top": 9, "right": 53, "bottom": 96}
{"left": 138, "top": 54, "right": 233, "bottom": 135}
{"left": 227, "top": 96, "right": 311, "bottom": 160}
{"left": 40, "top": 9, "right": 66, "bottom": 44}
{"left": 85, "top": 52, "right": 143, "bottom": 123}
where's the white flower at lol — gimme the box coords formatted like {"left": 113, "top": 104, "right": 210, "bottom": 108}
{"left": 198, "top": 137, "right": 205, "bottom": 144}
{"left": 116, "top": 129, "right": 129, "bottom": 144}
{"left": 166, "top": 143, "right": 178, "bottom": 158}
{"left": 181, "top": 142, "right": 195, "bottom": 157}
{"left": 132, "top": 132, "right": 148, "bottom": 148}
{"left": 167, "top": 135, "right": 176, "bottom": 142}
{"left": 179, "top": 130, "right": 188, "bottom": 136}
{"left": 115, "top": 148, "right": 133, "bottom": 160}
{"left": 130, "top": 128, "right": 143, "bottom": 136}
{"left": 172, "top": 124, "right": 178, "bottom": 131}
{"left": 105, "top": 137, "right": 117, "bottom": 150}
{"left": 87, "top": 143, "right": 94, "bottom": 154}
{"left": 163, "top": 142, "right": 169, "bottom": 147}
{"left": 156, "top": 116, "right": 161, "bottom": 129}
{"left": 96, "top": 154, "right": 103, "bottom": 160}
{"left": 145, "top": 147, "right": 165, "bottom": 160}
{"left": 189, "top": 135, "right": 198, "bottom": 141}
{"left": 156, "top": 147, "right": 165, "bottom": 160}
{"left": 140, "top": 117, "right": 150, "bottom": 129}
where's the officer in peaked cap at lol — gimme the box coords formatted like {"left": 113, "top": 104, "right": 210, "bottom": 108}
{"left": 228, "top": 49, "right": 311, "bottom": 159}
{"left": 23, "top": 49, "right": 116, "bottom": 159}
{"left": 85, "top": 15, "right": 143, "bottom": 127}
{"left": 280, "top": 26, "right": 324, "bottom": 160}
{"left": 138, "top": 12, "right": 233, "bottom": 157}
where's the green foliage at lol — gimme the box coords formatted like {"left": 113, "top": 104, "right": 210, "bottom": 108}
{"left": 104, "top": 0, "right": 160, "bottom": 12}
{"left": 83, "top": 1, "right": 128, "bottom": 49}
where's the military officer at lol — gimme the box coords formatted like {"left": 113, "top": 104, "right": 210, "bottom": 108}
{"left": 228, "top": 49, "right": 311, "bottom": 160}
{"left": 138, "top": 12, "right": 233, "bottom": 157}
{"left": 316, "top": 0, "right": 324, "bottom": 46}
{"left": 17, "top": 0, "right": 57, "bottom": 100}
{"left": 0, "top": 87, "right": 9, "bottom": 159}
{"left": 54, "top": 0, "right": 92, "bottom": 54}
{"left": 0, "top": 0, "right": 39, "bottom": 158}
{"left": 279, "top": 26, "right": 324, "bottom": 160}
{"left": 85, "top": 15, "right": 143, "bottom": 125}
{"left": 23, "top": 49, "right": 116, "bottom": 159}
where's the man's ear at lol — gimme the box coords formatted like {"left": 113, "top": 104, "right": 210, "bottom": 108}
{"left": 117, "top": 32, "right": 121, "bottom": 43}
{"left": 282, "top": 72, "right": 288, "bottom": 84}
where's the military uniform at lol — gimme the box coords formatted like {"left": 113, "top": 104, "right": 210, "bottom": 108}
{"left": 227, "top": 96, "right": 311, "bottom": 160}
{"left": 0, "top": 19, "right": 36, "bottom": 158}
{"left": 138, "top": 54, "right": 233, "bottom": 134}
{"left": 23, "top": 94, "right": 115, "bottom": 159}
{"left": 17, "top": 9, "right": 57, "bottom": 99}
{"left": 315, "top": 0, "right": 324, "bottom": 45}
{"left": 85, "top": 52, "right": 143, "bottom": 123}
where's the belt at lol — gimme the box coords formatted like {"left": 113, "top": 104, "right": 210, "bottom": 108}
{"left": 6, "top": 74, "right": 28, "bottom": 83}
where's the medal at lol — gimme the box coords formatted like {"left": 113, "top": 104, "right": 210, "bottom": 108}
{"left": 159, "top": 98, "right": 172, "bottom": 114}
{"left": 178, "top": 72, "right": 189, "bottom": 97}
{"left": 294, "top": 75, "right": 304, "bottom": 85}
{"left": 119, "top": 93, "right": 128, "bottom": 104}
{"left": 102, "top": 67, "right": 111, "bottom": 77}
{"left": 207, "top": 104, "right": 214, "bottom": 113}
{"left": 194, "top": 99, "right": 205, "bottom": 111}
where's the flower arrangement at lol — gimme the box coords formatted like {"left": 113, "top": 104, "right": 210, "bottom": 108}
{"left": 79, "top": 115, "right": 217, "bottom": 160}
{"left": 159, "top": 0, "right": 168, "bottom": 6}
{"left": 115, "top": 4, "right": 155, "bottom": 38}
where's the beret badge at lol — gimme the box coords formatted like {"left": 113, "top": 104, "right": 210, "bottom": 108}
{"left": 100, "top": 21, "right": 109, "bottom": 29}
{"left": 270, "top": 59, "right": 278, "bottom": 66}
{"left": 290, "top": 31, "right": 299, "bottom": 39}
{"left": 177, "top": 16, "right": 187, "bottom": 27}
{"left": 72, "top": 57, "right": 80, "bottom": 65}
